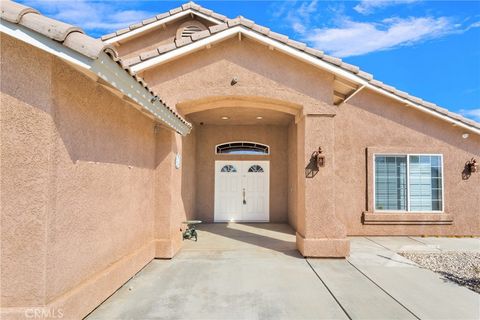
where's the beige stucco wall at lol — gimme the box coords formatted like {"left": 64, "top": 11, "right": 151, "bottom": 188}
{"left": 1, "top": 34, "right": 53, "bottom": 308}
{"left": 0, "top": 34, "right": 181, "bottom": 318}
{"left": 194, "top": 124, "right": 289, "bottom": 222}
{"left": 141, "top": 35, "right": 479, "bottom": 238}
{"left": 142, "top": 37, "right": 335, "bottom": 116}
{"left": 335, "top": 90, "right": 480, "bottom": 236}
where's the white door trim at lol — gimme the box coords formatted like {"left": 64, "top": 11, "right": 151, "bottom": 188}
{"left": 214, "top": 160, "right": 270, "bottom": 222}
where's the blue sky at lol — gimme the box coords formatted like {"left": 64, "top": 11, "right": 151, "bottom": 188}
{"left": 19, "top": 0, "right": 480, "bottom": 122}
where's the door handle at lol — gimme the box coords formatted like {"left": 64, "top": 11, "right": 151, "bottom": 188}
{"left": 242, "top": 188, "right": 246, "bottom": 205}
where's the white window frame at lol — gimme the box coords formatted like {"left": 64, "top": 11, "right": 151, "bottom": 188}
{"left": 214, "top": 141, "right": 270, "bottom": 155}
{"left": 373, "top": 153, "right": 444, "bottom": 213}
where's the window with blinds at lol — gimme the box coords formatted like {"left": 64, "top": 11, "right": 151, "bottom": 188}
{"left": 374, "top": 154, "right": 443, "bottom": 212}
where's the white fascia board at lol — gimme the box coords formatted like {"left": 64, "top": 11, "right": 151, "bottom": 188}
{"left": 104, "top": 9, "right": 223, "bottom": 45}
{"left": 0, "top": 20, "right": 191, "bottom": 136}
{"left": 131, "top": 25, "right": 480, "bottom": 135}
{"left": 1, "top": 20, "right": 92, "bottom": 70}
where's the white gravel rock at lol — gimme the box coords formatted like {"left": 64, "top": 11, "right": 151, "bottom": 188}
{"left": 399, "top": 251, "right": 480, "bottom": 294}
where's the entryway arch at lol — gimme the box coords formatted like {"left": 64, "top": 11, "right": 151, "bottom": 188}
{"left": 182, "top": 95, "right": 300, "bottom": 225}
{"left": 176, "top": 95, "right": 303, "bottom": 122}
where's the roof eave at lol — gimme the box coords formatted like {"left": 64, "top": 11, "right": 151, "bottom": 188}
{"left": 1, "top": 20, "right": 192, "bottom": 136}
{"left": 129, "top": 26, "right": 480, "bottom": 135}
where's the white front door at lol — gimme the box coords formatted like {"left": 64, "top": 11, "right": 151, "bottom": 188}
{"left": 214, "top": 161, "right": 269, "bottom": 222}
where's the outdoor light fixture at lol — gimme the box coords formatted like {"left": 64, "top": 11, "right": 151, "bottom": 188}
{"left": 467, "top": 158, "right": 478, "bottom": 173}
{"left": 231, "top": 77, "right": 238, "bottom": 86}
{"left": 462, "top": 133, "right": 470, "bottom": 139}
{"left": 221, "top": 116, "right": 229, "bottom": 120}
{"left": 256, "top": 116, "right": 263, "bottom": 120}
{"left": 313, "top": 146, "right": 325, "bottom": 169}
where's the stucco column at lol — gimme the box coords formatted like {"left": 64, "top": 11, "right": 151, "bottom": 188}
{"left": 154, "top": 127, "right": 183, "bottom": 258}
{"left": 295, "top": 115, "right": 350, "bottom": 257}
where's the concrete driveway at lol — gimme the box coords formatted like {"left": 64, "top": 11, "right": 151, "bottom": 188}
{"left": 86, "top": 224, "right": 479, "bottom": 320}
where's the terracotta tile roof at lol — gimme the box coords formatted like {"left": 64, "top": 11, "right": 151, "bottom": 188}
{"left": 101, "top": 1, "right": 229, "bottom": 41}
{"left": 115, "top": 6, "right": 479, "bottom": 131}
{"left": 0, "top": 0, "right": 191, "bottom": 130}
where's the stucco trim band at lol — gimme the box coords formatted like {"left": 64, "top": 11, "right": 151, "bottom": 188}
{"left": 0, "top": 242, "right": 155, "bottom": 320}
{"left": 296, "top": 233, "right": 350, "bottom": 257}
{"left": 362, "top": 213, "right": 454, "bottom": 225}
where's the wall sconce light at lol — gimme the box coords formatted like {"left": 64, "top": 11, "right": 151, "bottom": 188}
{"left": 231, "top": 77, "right": 238, "bottom": 86}
{"left": 313, "top": 147, "right": 325, "bottom": 169}
{"left": 467, "top": 158, "right": 478, "bottom": 173}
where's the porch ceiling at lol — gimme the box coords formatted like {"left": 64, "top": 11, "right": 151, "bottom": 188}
{"left": 187, "top": 107, "right": 294, "bottom": 126}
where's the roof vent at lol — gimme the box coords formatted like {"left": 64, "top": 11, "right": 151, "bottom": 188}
{"left": 181, "top": 25, "right": 203, "bottom": 38}
{"left": 176, "top": 20, "right": 207, "bottom": 39}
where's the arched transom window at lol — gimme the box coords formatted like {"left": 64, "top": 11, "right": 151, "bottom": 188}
{"left": 220, "top": 165, "right": 237, "bottom": 172}
{"left": 215, "top": 142, "right": 269, "bottom": 155}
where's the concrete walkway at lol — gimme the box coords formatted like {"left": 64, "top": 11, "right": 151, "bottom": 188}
{"left": 87, "top": 224, "right": 480, "bottom": 320}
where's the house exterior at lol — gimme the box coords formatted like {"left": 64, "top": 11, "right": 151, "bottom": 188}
{"left": 1, "top": 1, "right": 479, "bottom": 319}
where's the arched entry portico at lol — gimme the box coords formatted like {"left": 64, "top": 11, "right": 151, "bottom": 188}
{"left": 175, "top": 95, "right": 350, "bottom": 258}
{"left": 181, "top": 95, "right": 298, "bottom": 225}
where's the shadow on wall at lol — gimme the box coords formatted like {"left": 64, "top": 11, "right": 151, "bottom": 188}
{"left": 181, "top": 129, "right": 196, "bottom": 221}
{"left": 51, "top": 60, "right": 164, "bottom": 169}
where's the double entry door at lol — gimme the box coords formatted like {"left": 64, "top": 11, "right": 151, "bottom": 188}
{"left": 214, "top": 161, "right": 269, "bottom": 222}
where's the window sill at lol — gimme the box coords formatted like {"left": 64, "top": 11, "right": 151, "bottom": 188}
{"left": 362, "top": 212, "right": 453, "bottom": 225}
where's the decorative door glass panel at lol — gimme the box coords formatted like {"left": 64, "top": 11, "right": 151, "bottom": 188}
{"left": 220, "top": 165, "right": 237, "bottom": 173}
{"left": 248, "top": 165, "right": 264, "bottom": 173}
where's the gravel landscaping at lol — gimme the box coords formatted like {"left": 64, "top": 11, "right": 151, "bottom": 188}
{"left": 399, "top": 251, "right": 480, "bottom": 294}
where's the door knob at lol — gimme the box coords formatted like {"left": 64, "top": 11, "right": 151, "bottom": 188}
{"left": 243, "top": 188, "right": 246, "bottom": 204}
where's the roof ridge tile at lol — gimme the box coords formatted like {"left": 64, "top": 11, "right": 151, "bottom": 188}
{"left": 268, "top": 31, "right": 289, "bottom": 43}
{"left": 305, "top": 47, "right": 324, "bottom": 58}
{"left": 251, "top": 24, "right": 270, "bottom": 35}
{"left": 321, "top": 54, "right": 342, "bottom": 66}
{"left": 1, "top": 0, "right": 39, "bottom": 23}
{"left": 175, "top": 37, "right": 192, "bottom": 47}
{"left": 139, "top": 48, "right": 160, "bottom": 61}
{"left": 209, "top": 23, "right": 228, "bottom": 34}
{"left": 287, "top": 39, "right": 307, "bottom": 51}
{"left": 169, "top": 7, "right": 183, "bottom": 15}
{"left": 191, "top": 29, "right": 211, "bottom": 41}
{"left": 157, "top": 42, "right": 177, "bottom": 54}
{"left": 129, "top": 22, "right": 143, "bottom": 31}
{"left": 142, "top": 17, "right": 157, "bottom": 25}
{"left": 156, "top": 12, "right": 170, "bottom": 20}
{"left": 20, "top": 12, "right": 84, "bottom": 42}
